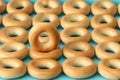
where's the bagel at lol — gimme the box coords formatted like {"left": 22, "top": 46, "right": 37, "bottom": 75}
{"left": 3, "top": 12, "right": 32, "bottom": 29}
{"left": 91, "top": 14, "right": 117, "bottom": 29}
{"left": 63, "top": 56, "right": 97, "bottom": 78}
{"left": 7, "top": 0, "right": 33, "bottom": 14}
{"left": 63, "top": 41, "right": 95, "bottom": 58}
{"left": 28, "top": 58, "right": 62, "bottom": 79}
{"left": 96, "top": 42, "right": 120, "bottom": 60}
{"left": 92, "top": 27, "right": 120, "bottom": 43}
{"left": 0, "top": 26, "right": 28, "bottom": 43}
{"left": 0, "top": 41, "right": 28, "bottom": 59}
{"left": 0, "top": 58, "right": 26, "bottom": 79}
{"left": 61, "top": 13, "right": 89, "bottom": 28}
{"left": 91, "top": 0, "right": 117, "bottom": 15}
{"left": 29, "top": 23, "right": 60, "bottom": 52}
{"left": 33, "top": 13, "right": 60, "bottom": 28}
{"left": 60, "top": 27, "right": 91, "bottom": 44}
{"left": 34, "top": 0, "right": 62, "bottom": 15}
{"left": 98, "top": 58, "right": 120, "bottom": 80}
{"left": 63, "top": 0, "right": 90, "bottom": 15}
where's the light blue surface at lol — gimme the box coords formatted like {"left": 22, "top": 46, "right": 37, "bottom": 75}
{"left": 0, "top": 0, "right": 120, "bottom": 80}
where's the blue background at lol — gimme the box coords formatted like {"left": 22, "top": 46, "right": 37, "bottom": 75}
{"left": 0, "top": 0, "right": 120, "bottom": 80}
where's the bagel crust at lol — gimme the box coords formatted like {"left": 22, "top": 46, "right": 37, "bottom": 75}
{"left": 7, "top": 0, "right": 33, "bottom": 14}
{"left": 29, "top": 23, "right": 60, "bottom": 52}
{"left": 60, "top": 27, "right": 91, "bottom": 44}
{"left": 28, "top": 58, "right": 62, "bottom": 79}
{"left": 33, "top": 13, "right": 60, "bottom": 28}
{"left": 0, "top": 58, "right": 26, "bottom": 79}
{"left": 30, "top": 47, "right": 62, "bottom": 59}
{"left": 91, "top": 14, "right": 117, "bottom": 29}
{"left": 63, "top": 56, "right": 97, "bottom": 78}
{"left": 63, "top": 41, "right": 95, "bottom": 58}
{"left": 98, "top": 59, "right": 120, "bottom": 79}
{"left": 34, "top": 0, "right": 62, "bottom": 15}
{"left": 96, "top": 42, "right": 120, "bottom": 60}
{"left": 0, "top": 41, "right": 28, "bottom": 59}
{"left": 0, "top": 26, "right": 28, "bottom": 43}
{"left": 61, "top": 13, "right": 89, "bottom": 28}
{"left": 91, "top": 0, "right": 117, "bottom": 15}
{"left": 63, "top": 0, "right": 90, "bottom": 15}
{"left": 92, "top": 27, "right": 120, "bottom": 43}
{"left": 3, "top": 12, "right": 32, "bottom": 29}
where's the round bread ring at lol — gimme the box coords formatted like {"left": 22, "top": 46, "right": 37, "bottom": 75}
{"left": 96, "top": 42, "right": 120, "bottom": 60}
{"left": 63, "top": 56, "right": 97, "bottom": 78}
{"left": 118, "top": 4, "right": 120, "bottom": 15}
{"left": 91, "top": 0, "right": 117, "bottom": 15}
{"left": 91, "top": 14, "right": 117, "bottom": 29}
{"left": 0, "top": 26, "right": 28, "bottom": 43}
{"left": 28, "top": 58, "right": 62, "bottom": 79}
{"left": 7, "top": 0, "right": 33, "bottom": 14}
{"left": 33, "top": 13, "right": 60, "bottom": 28}
{"left": 29, "top": 23, "right": 60, "bottom": 52}
{"left": 0, "top": 58, "right": 26, "bottom": 79}
{"left": 0, "top": 0, "right": 6, "bottom": 13}
{"left": 63, "top": 41, "right": 95, "bottom": 58}
{"left": 92, "top": 27, "right": 120, "bottom": 43}
{"left": 61, "top": 13, "right": 89, "bottom": 28}
{"left": 63, "top": 0, "right": 90, "bottom": 15}
{"left": 3, "top": 12, "right": 32, "bottom": 29}
{"left": 118, "top": 18, "right": 120, "bottom": 28}
{"left": 30, "top": 47, "right": 62, "bottom": 59}
{"left": 98, "top": 59, "right": 120, "bottom": 80}
{"left": 34, "top": 0, "right": 62, "bottom": 15}
{"left": 0, "top": 41, "right": 28, "bottom": 59}
{"left": 60, "top": 27, "right": 91, "bottom": 44}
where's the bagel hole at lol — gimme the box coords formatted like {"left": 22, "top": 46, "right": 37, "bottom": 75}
{"left": 39, "top": 32, "right": 48, "bottom": 38}
{"left": 73, "top": 48, "right": 83, "bottom": 52}
{"left": 42, "top": 19, "right": 50, "bottom": 22}
{"left": 38, "top": 66, "right": 49, "bottom": 70}
{"left": 4, "top": 65, "right": 13, "bottom": 69}
{"left": 108, "top": 65, "right": 118, "bottom": 69}
{"left": 73, "top": 5, "right": 80, "bottom": 9}
{"left": 105, "top": 49, "right": 115, "bottom": 54}
{"left": 12, "top": 18, "right": 21, "bottom": 21}
{"left": 44, "top": 5, "right": 52, "bottom": 9}
{"left": 16, "top": 6, "right": 24, "bottom": 10}
{"left": 8, "top": 34, "right": 18, "bottom": 37}
{"left": 100, "top": 6, "right": 107, "bottom": 9}
{"left": 6, "top": 49, "right": 17, "bottom": 52}
{"left": 70, "top": 34, "right": 81, "bottom": 37}
{"left": 40, "top": 34, "right": 48, "bottom": 37}
{"left": 100, "top": 20, "right": 107, "bottom": 24}
{"left": 101, "top": 33, "right": 110, "bottom": 37}
{"left": 69, "top": 19, "right": 80, "bottom": 22}
{"left": 72, "top": 64, "right": 83, "bottom": 68}
{"left": 39, "top": 32, "right": 49, "bottom": 43}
